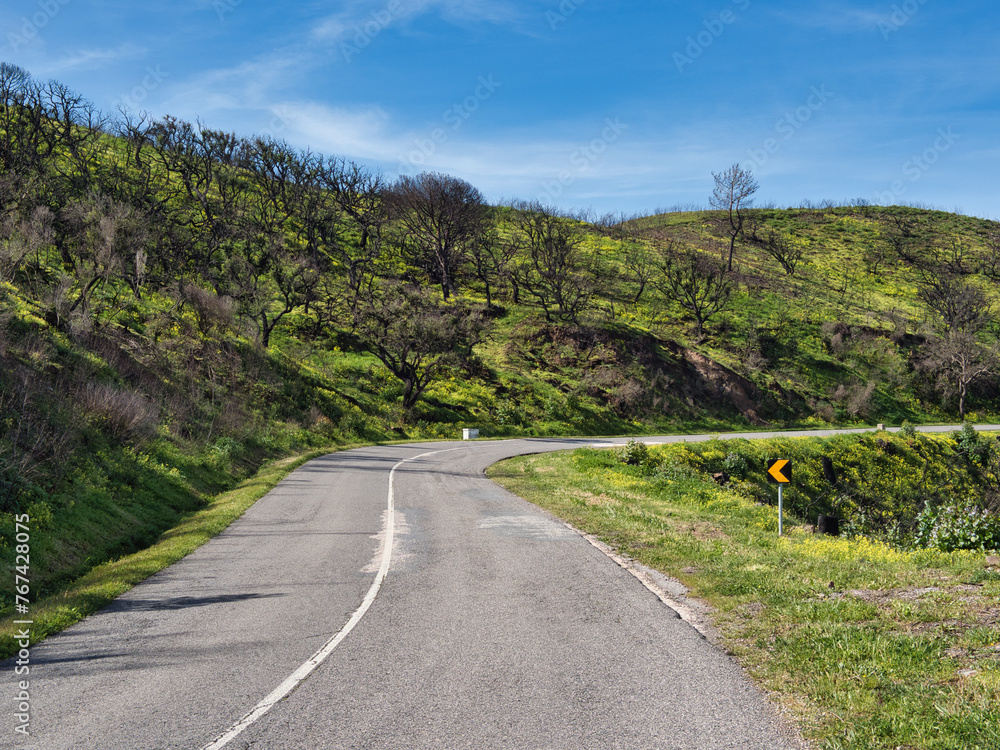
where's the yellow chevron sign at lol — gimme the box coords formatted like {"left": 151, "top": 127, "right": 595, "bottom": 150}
{"left": 767, "top": 459, "right": 792, "bottom": 483}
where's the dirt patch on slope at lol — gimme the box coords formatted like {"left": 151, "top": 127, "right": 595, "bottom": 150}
{"left": 506, "top": 320, "right": 777, "bottom": 425}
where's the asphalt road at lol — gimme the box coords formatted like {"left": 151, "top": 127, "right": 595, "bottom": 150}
{"left": 11, "top": 431, "right": 923, "bottom": 749}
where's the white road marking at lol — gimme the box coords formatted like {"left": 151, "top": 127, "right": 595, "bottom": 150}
{"left": 201, "top": 447, "right": 461, "bottom": 750}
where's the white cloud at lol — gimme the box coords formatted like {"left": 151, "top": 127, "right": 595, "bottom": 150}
{"left": 278, "top": 102, "right": 400, "bottom": 159}
{"left": 263, "top": 99, "right": 737, "bottom": 212}
{"left": 158, "top": 54, "right": 304, "bottom": 119}
{"left": 37, "top": 43, "right": 146, "bottom": 74}
{"left": 311, "top": 0, "right": 525, "bottom": 44}
{"left": 771, "top": 3, "right": 886, "bottom": 33}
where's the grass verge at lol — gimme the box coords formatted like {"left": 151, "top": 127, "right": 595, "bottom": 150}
{"left": 487, "top": 445, "right": 1000, "bottom": 750}
{"left": 0, "top": 444, "right": 355, "bottom": 660}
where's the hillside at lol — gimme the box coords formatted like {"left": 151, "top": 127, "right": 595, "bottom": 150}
{"left": 2, "top": 64, "right": 1000, "bottom": 610}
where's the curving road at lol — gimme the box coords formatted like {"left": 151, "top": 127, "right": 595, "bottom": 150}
{"left": 5, "top": 432, "right": 901, "bottom": 749}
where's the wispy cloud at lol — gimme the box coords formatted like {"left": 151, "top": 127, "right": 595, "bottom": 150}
{"left": 160, "top": 54, "right": 305, "bottom": 116}
{"left": 311, "top": 0, "right": 525, "bottom": 44}
{"left": 278, "top": 102, "right": 399, "bottom": 159}
{"left": 425, "top": 0, "right": 526, "bottom": 25}
{"left": 37, "top": 43, "right": 146, "bottom": 74}
{"left": 266, "top": 99, "right": 735, "bottom": 210}
{"left": 770, "top": 2, "right": 887, "bottom": 33}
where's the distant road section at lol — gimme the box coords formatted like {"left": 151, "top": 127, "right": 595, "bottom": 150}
{"left": 19, "top": 428, "right": 972, "bottom": 748}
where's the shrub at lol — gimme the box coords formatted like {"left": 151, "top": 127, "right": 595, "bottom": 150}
{"left": 722, "top": 451, "right": 750, "bottom": 478}
{"left": 954, "top": 422, "right": 991, "bottom": 465}
{"left": 913, "top": 500, "right": 1000, "bottom": 552}
{"left": 494, "top": 400, "right": 521, "bottom": 426}
{"left": 615, "top": 439, "right": 650, "bottom": 467}
{"left": 182, "top": 283, "right": 235, "bottom": 334}
{"left": 208, "top": 437, "right": 242, "bottom": 471}
{"left": 653, "top": 455, "right": 700, "bottom": 483}
{"left": 77, "top": 382, "right": 157, "bottom": 441}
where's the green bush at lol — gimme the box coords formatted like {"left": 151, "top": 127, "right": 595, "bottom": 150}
{"left": 722, "top": 451, "right": 750, "bottom": 478}
{"left": 615, "top": 439, "right": 650, "bottom": 467}
{"left": 653, "top": 455, "right": 700, "bottom": 483}
{"left": 954, "top": 422, "right": 992, "bottom": 465}
{"left": 494, "top": 400, "right": 521, "bottom": 426}
{"left": 913, "top": 500, "right": 1000, "bottom": 552}
{"left": 208, "top": 437, "right": 242, "bottom": 470}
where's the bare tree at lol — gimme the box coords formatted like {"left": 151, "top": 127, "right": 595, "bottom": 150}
{"left": 249, "top": 145, "right": 389, "bottom": 315}
{"left": 920, "top": 330, "right": 997, "bottom": 418}
{"left": 879, "top": 211, "right": 924, "bottom": 265}
{"left": 917, "top": 273, "right": 990, "bottom": 334}
{"left": 931, "top": 238, "right": 973, "bottom": 277}
{"left": 597, "top": 213, "right": 655, "bottom": 305}
{"left": 221, "top": 186, "right": 325, "bottom": 349}
{"left": 0, "top": 206, "right": 54, "bottom": 285}
{"left": 467, "top": 223, "right": 514, "bottom": 309}
{"left": 353, "top": 282, "right": 492, "bottom": 410}
{"left": 101, "top": 112, "right": 191, "bottom": 289}
{"left": 915, "top": 265, "right": 996, "bottom": 417}
{"left": 509, "top": 202, "right": 594, "bottom": 323}
{"left": 0, "top": 64, "right": 44, "bottom": 192}
{"left": 59, "top": 193, "right": 151, "bottom": 319}
{"left": 387, "top": 172, "right": 490, "bottom": 299}
{"left": 655, "top": 244, "right": 732, "bottom": 336}
{"left": 709, "top": 163, "right": 758, "bottom": 272}
{"left": 39, "top": 79, "right": 108, "bottom": 193}
{"left": 321, "top": 157, "right": 388, "bottom": 292}
{"left": 759, "top": 228, "right": 803, "bottom": 275}
{"left": 863, "top": 239, "right": 892, "bottom": 279}
{"left": 977, "top": 226, "right": 1000, "bottom": 281}
{"left": 144, "top": 117, "right": 252, "bottom": 284}
{"left": 621, "top": 238, "right": 657, "bottom": 305}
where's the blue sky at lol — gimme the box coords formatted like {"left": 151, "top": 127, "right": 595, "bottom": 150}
{"left": 3, "top": 0, "right": 998, "bottom": 219}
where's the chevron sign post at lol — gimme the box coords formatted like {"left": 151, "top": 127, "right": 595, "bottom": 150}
{"left": 766, "top": 459, "right": 792, "bottom": 536}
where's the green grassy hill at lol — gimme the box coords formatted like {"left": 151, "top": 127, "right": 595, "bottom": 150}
{"left": 2, "top": 64, "right": 1000, "bottom": 615}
